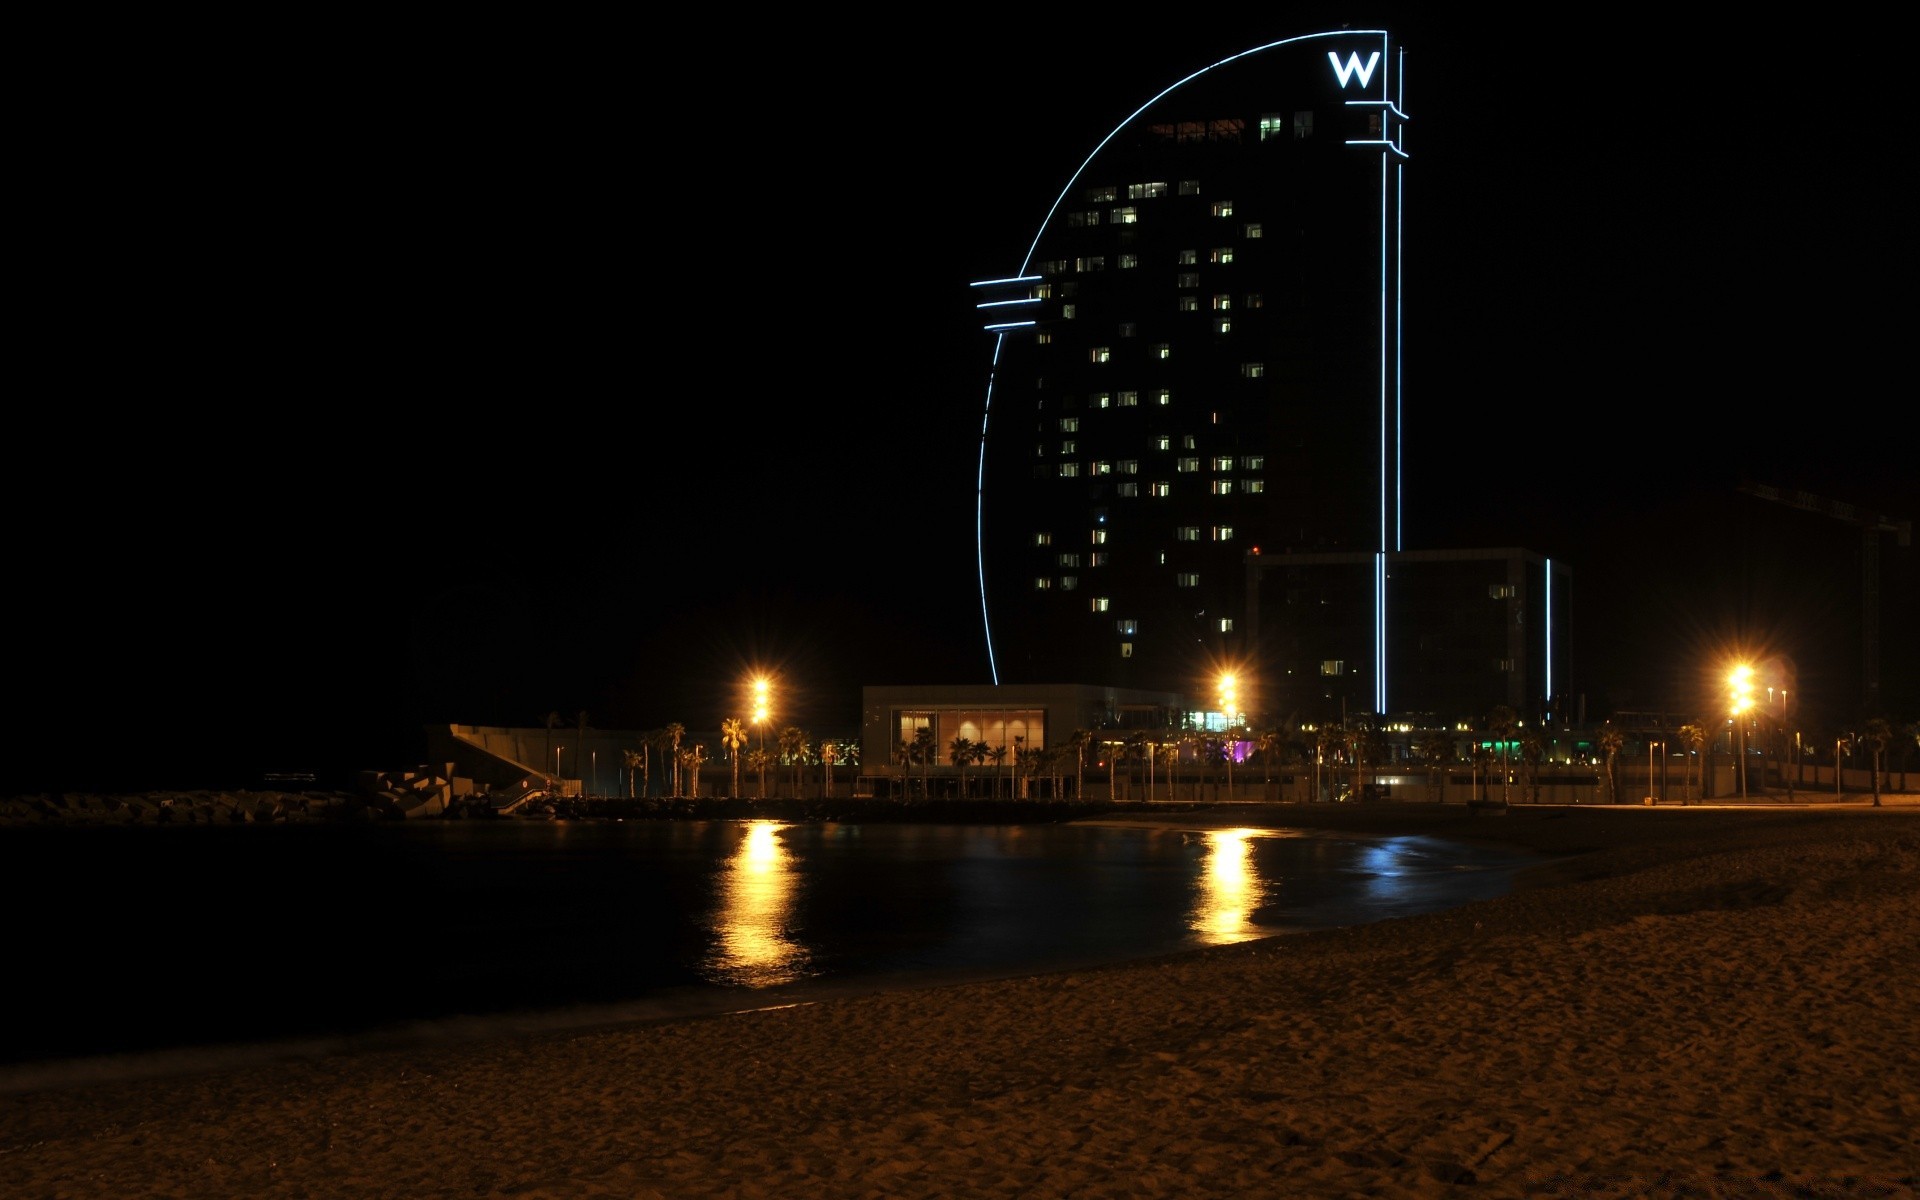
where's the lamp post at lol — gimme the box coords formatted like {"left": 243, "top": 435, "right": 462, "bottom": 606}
{"left": 1647, "top": 740, "right": 1662, "bottom": 804}
{"left": 555, "top": 746, "right": 564, "bottom": 779}
{"left": 1218, "top": 673, "right": 1237, "bottom": 802}
{"left": 1729, "top": 664, "right": 1753, "bottom": 802}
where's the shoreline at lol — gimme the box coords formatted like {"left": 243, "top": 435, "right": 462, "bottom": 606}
{"left": 3, "top": 805, "right": 1916, "bottom": 1197}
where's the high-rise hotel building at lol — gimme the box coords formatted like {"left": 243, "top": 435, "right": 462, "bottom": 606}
{"left": 974, "top": 30, "right": 1450, "bottom": 722}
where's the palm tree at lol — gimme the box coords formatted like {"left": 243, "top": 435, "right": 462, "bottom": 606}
{"left": 949, "top": 736, "right": 975, "bottom": 798}
{"left": 987, "top": 743, "right": 1008, "bottom": 798}
{"left": 749, "top": 746, "right": 772, "bottom": 799}
{"left": 1070, "top": 729, "right": 1093, "bottom": 801}
{"left": 895, "top": 737, "right": 914, "bottom": 799}
{"left": 1862, "top": 717, "right": 1892, "bottom": 806}
{"left": 1676, "top": 723, "right": 1706, "bottom": 804}
{"left": 1486, "top": 705, "right": 1519, "bottom": 806}
{"left": 1417, "top": 732, "right": 1452, "bottom": 802}
{"left": 780, "top": 727, "right": 807, "bottom": 798}
{"left": 1519, "top": 727, "right": 1546, "bottom": 804}
{"left": 682, "top": 743, "right": 708, "bottom": 799}
{"left": 1597, "top": 721, "right": 1625, "bottom": 804}
{"left": 911, "top": 727, "right": 936, "bottom": 799}
{"left": 622, "top": 748, "right": 644, "bottom": 799}
{"left": 721, "top": 718, "right": 747, "bottom": 798}
{"left": 665, "top": 723, "right": 685, "bottom": 796}
{"left": 819, "top": 740, "right": 839, "bottom": 799}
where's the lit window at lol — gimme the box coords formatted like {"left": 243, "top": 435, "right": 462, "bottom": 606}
{"left": 1062, "top": 304, "right": 1076, "bottom": 319}
{"left": 1036, "top": 578, "right": 1053, "bottom": 590}
{"left": 1060, "top": 440, "right": 1076, "bottom": 454}
{"left": 1244, "top": 479, "right": 1264, "bottom": 493}
{"left": 1177, "top": 573, "right": 1200, "bottom": 587}
{"left": 1116, "top": 620, "right": 1138, "bottom": 636}
{"left": 1092, "top": 461, "right": 1111, "bottom": 475}
{"left": 1177, "top": 527, "right": 1201, "bottom": 542}
{"left": 1127, "top": 181, "right": 1168, "bottom": 199}
{"left": 1259, "top": 114, "right": 1284, "bottom": 140}
{"left": 1118, "top": 390, "right": 1139, "bottom": 407}
{"left": 1033, "top": 532, "right": 1052, "bottom": 546}
{"left": 1119, "top": 253, "right": 1139, "bottom": 269}
{"left": 1089, "top": 551, "right": 1108, "bottom": 565}
{"left": 1091, "top": 597, "right": 1110, "bottom": 612}
{"left": 1090, "top": 529, "right": 1108, "bottom": 544}
{"left": 1212, "top": 455, "right": 1234, "bottom": 471}
{"left": 1033, "top": 283, "right": 1052, "bottom": 299}
{"left": 1075, "top": 256, "right": 1106, "bottom": 272}
{"left": 1243, "top": 223, "right": 1263, "bottom": 238}
{"left": 1120, "top": 642, "right": 1133, "bottom": 658}
{"left": 1086, "top": 185, "right": 1116, "bottom": 202}
{"left": 1058, "top": 553, "right": 1081, "bottom": 567}
{"left": 1092, "top": 394, "right": 1111, "bottom": 409}
{"left": 1212, "top": 526, "right": 1234, "bottom": 541}
{"left": 1034, "top": 443, "right": 1046, "bottom": 458}
{"left": 1058, "top": 417, "right": 1079, "bottom": 432}
{"left": 1150, "top": 482, "right": 1171, "bottom": 497}
{"left": 1060, "top": 576, "right": 1078, "bottom": 591}
{"left": 1118, "top": 459, "right": 1138, "bottom": 474}
{"left": 1177, "top": 272, "right": 1200, "bottom": 288}
{"left": 1178, "top": 249, "right": 1198, "bottom": 265}
{"left": 1245, "top": 456, "right": 1264, "bottom": 470}
{"left": 1177, "top": 457, "right": 1200, "bottom": 473}
{"left": 1113, "top": 206, "right": 1138, "bottom": 224}
{"left": 1212, "top": 294, "right": 1232, "bottom": 311}
{"left": 1210, "top": 247, "right": 1234, "bottom": 264}
{"left": 1210, "top": 200, "right": 1234, "bottom": 218}
{"left": 1241, "top": 363, "right": 1265, "bottom": 378}
{"left": 1490, "top": 584, "right": 1517, "bottom": 599}
{"left": 1183, "top": 435, "right": 1197, "bottom": 449}
{"left": 1178, "top": 296, "right": 1199, "bottom": 312}
{"left": 1244, "top": 293, "right": 1264, "bottom": 308}
{"left": 1116, "top": 482, "right": 1138, "bottom": 497}
{"left": 1059, "top": 463, "right": 1080, "bottom": 477}
{"left": 1218, "top": 618, "right": 1234, "bottom": 633}
{"left": 1154, "top": 435, "right": 1171, "bottom": 451}
{"left": 1320, "top": 659, "right": 1344, "bottom": 676}
{"left": 1213, "top": 318, "right": 1231, "bottom": 334}
{"left": 1153, "top": 347, "right": 1171, "bottom": 363}
{"left": 1089, "top": 346, "right": 1110, "bottom": 363}
{"left": 1036, "top": 332, "right": 1052, "bottom": 345}
{"left": 1178, "top": 179, "right": 1200, "bottom": 195}
{"left": 1211, "top": 479, "right": 1234, "bottom": 495}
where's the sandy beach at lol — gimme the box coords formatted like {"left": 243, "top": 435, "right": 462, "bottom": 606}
{"left": 2, "top": 802, "right": 1915, "bottom": 1198}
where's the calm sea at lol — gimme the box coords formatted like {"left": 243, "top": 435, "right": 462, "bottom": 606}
{"left": 0, "top": 818, "right": 1530, "bottom": 1085}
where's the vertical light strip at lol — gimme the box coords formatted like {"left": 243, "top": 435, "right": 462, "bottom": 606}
{"left": 977, "top": 332, "right": 1006, "bottom": 685}
{"left": 1375, "top": 552, "right": 1388, "bottom": 714}
{"left": 1544, "top": 558, "right": 1554, "bottom": 710}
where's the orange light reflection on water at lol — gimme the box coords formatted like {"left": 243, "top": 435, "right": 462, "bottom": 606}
{"left": 704, "top": 820, "right": 811, "bottom": 987}
{"left": 1190, "top": 828, "right": 1268, "bottom": 944}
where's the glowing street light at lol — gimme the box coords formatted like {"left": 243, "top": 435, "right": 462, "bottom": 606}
{"left": 1729, "top": 664, "right": 1754, "bottom": 802}
{"left": 750, "top": 675, "right": 774, "bottom": 757}
{"left": 1217, "top": 673, "right": 1238, "bottom": 801}
{"left": 555, "top": 745, "right": 565, "bottom": 779}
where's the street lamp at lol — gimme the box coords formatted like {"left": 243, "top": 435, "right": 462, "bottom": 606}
{"left": 555, "top": 745, "right": 564, "bottom": 779}
{"left": 1217, "top": 673, "right": 1238, "bottom": 801}
{"left": 1728, "top": 664, "right": 1754, "bottom": 802}
{"left": 1647, "top": 739, "right": 1663, "bottom": 804}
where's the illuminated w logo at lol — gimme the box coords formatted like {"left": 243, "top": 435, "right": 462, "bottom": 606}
{"left": 1327, "top": 50, "right": 1379, "bottom": 89}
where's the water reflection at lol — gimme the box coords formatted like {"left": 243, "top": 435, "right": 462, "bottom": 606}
{"left": 702, "top": 821, "right": 813, "bottom": 987}
{"left": 1189, "top": 828, "right": 1266, "bottom": 944}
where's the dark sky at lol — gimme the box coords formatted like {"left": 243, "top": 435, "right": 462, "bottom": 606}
{"left": 12, "top": 11, "right": 1913, "bottom": 792}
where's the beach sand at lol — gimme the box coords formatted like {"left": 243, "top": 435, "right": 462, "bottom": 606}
{"left": 2, "top": 803, "right": 1915, "bottom": 1198}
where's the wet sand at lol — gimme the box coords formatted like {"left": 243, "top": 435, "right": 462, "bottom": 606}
{"left": 2, "top": 803, "right": 1915, "bottom": 1198}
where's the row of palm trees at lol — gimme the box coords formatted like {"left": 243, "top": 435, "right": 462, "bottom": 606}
{"left": 598, "top": 721, "right": 857, "bottom": 800}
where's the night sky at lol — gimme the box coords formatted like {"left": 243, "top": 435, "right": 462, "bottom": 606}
{"left": 11, "top": 11, "right": 1912, "bottom": 793}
